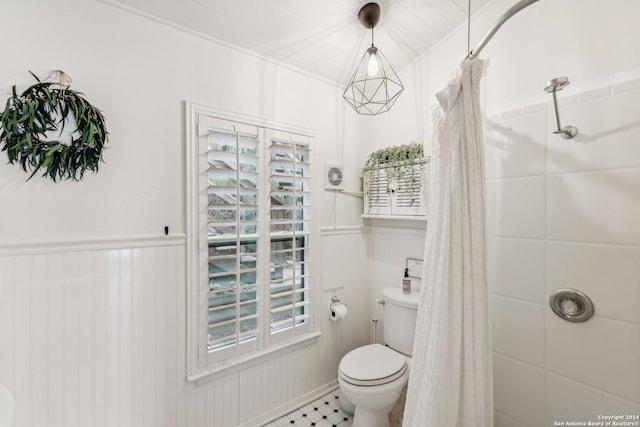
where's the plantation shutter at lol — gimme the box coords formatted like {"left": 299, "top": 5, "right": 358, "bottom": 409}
{"left": 204, "top": 117, "right": 261, "bottom": 361}
{"left": 192, "top": 111, "right": 316, "bottom": 369}
{"left": 268, "top": 132, "right": 312, "bottom": 342}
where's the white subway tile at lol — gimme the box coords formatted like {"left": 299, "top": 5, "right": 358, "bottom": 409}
{"left": 487, "top": 177, "right": 546, "bottom": 239}
{"left": 547, "top": 242, "right": 640, "bottom": 324}
{"left": 545, "top": 373, "right": 640, "bottom": 426}
{"left": 486, "top": 180, "right": 498, "bottom": 236}
{"left": 490, "top": 296, "right": 545, "bottom": 367}
{"left": 547, "top": 169, "right": 640, "bottom": 245}
{"left": 500, "top": 108, "right": 523, "bottom": 120}
{"left": 485, "top": 112, "right": 546, "bottom": 179}
{"left": 546, "top": 313, "right": 640, "bottom": 402}
{"left": 495, "top": 411, "right": 528, "bottom": 427}
{"left": 522, "top": 102, "right": 547, "bottom": 115}
{"left": 577, "top": 87, "right": 611, "bottom": 102}
{"left": 557, "top": 94, "right": 578, "bottom": 107}
{"left": 488, "top": 238, "right": 546, "bottom": 303}
{"left": 612, "top": 79, "right": 640, "bottom": 94}
{"left": 493, "top": 353, "right": 545, "bottom": 427}
{"left": 548, "top": 89, "right": 640, "bottom": 173}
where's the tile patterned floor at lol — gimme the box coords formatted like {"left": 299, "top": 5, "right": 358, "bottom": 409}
{"left": 262, "top": 391, "right": 352, "bottom": 427}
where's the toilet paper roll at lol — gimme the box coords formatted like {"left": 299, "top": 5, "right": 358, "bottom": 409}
{"left": 330, "top": 303, "right": 348, "bottom": 321}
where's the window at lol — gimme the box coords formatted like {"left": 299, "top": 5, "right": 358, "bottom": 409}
{"left": 185, "top": 104, "right": 319, "bottom": 378}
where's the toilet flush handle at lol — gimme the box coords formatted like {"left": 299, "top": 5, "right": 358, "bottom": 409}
{"left": 376, "top": 299, "right": 385, "bottom": 305}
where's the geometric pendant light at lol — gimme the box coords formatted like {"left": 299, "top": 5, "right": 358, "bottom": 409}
{"left": 343, "top": 2, "right": 404, "bottom": 115}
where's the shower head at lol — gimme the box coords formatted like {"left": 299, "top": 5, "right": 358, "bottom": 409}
{"left": 544, "top": 76, "right": 570, "bottom": 93}
{"left": 544, "top": 76, "right": 578, "bottom": 139}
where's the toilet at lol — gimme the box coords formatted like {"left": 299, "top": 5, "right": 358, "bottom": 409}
{"left": 0, "top": 384, "right": 15, "bottom": 427}
{"left": 338, "top": 287, "right": 420, "bottom": 427}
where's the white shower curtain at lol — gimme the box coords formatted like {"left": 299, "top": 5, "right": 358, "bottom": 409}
{"left": 403, "top": 59, "right": 492, "bottom": 427}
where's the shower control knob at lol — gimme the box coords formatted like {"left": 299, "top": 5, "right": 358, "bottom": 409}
{"left": 549, "top": 288, "right": 594, "bottom": 322}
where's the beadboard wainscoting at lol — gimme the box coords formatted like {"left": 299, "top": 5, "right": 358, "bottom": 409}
{"left": 0, "top": 230, "right": 370, "bottom": 427}
{"left": 367, "top": 221, "right": 426, "bottom": 344}
{"left": 0, "top": 240, "right": 187, "bottom": 427}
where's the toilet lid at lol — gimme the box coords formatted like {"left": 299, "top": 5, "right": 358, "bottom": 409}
{"left": 339, "top": 344, "right": 407, "bottom": 386}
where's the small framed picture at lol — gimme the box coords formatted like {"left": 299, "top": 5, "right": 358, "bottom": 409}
{"left": 406, "top": 258, "right": 423, "bottom": 279}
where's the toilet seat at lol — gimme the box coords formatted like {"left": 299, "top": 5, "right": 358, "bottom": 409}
{"left": 339, "top": 343, "right": 407, "bottom": 387}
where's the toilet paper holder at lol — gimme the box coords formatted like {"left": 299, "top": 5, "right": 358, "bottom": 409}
{"left": 329, "top": 296, "right": 348, "bottom": 321}
{"left": 330, "top": 295, "right": 342, "bottom": 313}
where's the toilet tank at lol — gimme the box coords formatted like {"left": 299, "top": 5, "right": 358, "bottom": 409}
{"left": 382, "top": 287, "right": 420, "bottom": 356}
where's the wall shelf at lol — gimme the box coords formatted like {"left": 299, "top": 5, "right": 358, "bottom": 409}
{"left": 361, "top": 214, "right": 427, "bottom": 221}
{"left": 363, "top": 158, "right": 429, "bottom": 219}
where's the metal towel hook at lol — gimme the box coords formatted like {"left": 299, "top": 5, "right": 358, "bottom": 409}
{"left": 544, "top": 77, "right": 578, "bottom": 139}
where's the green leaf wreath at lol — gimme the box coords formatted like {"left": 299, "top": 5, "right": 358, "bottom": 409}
{"left": 0, "top": 72, "right": 108, "bottom": 181}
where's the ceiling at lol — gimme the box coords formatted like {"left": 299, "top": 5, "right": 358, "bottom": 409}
{"left": 109, "top": 0, "right": 493, "bottom": 85}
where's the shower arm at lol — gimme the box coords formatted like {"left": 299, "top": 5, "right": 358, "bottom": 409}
{"left": 545, "top": 77, "right": 579, "bottom": 139}
{"left": 465, "top": 0, "right": 578, "bottom": 140}
{"left": 466, "top": 0, "right": 540, "bottom": 60}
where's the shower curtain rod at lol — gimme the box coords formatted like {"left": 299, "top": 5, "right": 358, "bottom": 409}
{"left": 466, "top": 0, "right": 539, "bottom": 60}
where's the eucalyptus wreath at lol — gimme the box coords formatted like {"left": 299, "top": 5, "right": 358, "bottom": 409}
{"left": 0, "top": 72, "right": 108, "bottom": 181}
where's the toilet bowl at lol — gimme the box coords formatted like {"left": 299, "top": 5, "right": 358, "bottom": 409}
{"left": 0, "top": 385, "right": 15, "bottom": 427}
{"left": 338, "top": 288, "right": 420, "bottom": 427}
{"left": 338, "top": 343, "right": 409, "bottom": 427}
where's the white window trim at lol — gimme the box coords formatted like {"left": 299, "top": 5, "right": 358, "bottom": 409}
{"left": 184, "top": 102, "right": 322, "bottom": 381}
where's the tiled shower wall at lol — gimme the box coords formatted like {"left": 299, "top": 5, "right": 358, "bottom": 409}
{"left": 485, "top": 78, "right": 640, "bottom": 426}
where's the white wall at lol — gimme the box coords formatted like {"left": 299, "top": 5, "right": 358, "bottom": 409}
{"left": 0, "top": 0, "right": 367, "bottom": 245}
{"left": 368, "top": 0, "right": 640, "bottom": 425}
{"left": 0, "top": 0, "right": 371, "bottom": 426}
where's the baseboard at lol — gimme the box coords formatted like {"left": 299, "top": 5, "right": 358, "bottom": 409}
{"left": 239, "top": 380, "right": 339, "bottom": 427}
